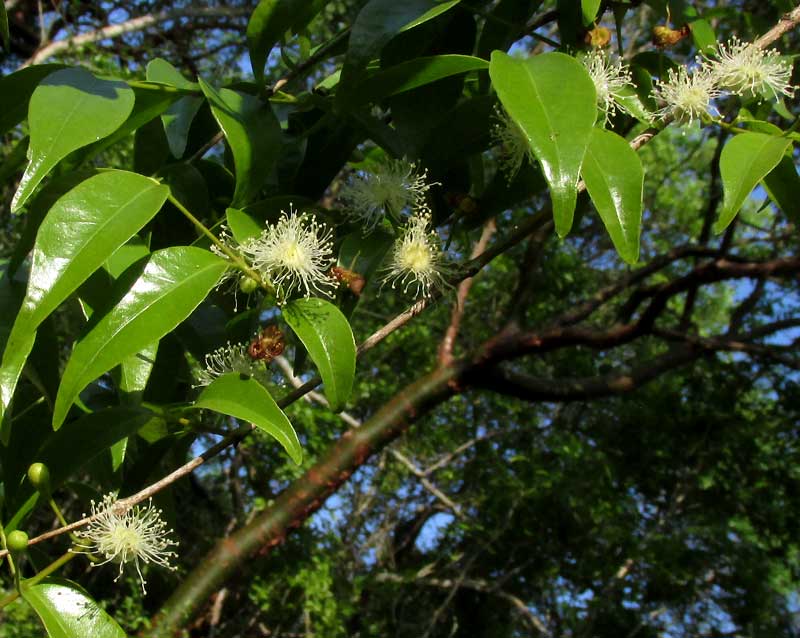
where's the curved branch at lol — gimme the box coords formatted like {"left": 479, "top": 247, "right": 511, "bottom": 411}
{"left": 23, "top": 6, "right": 250, "bottom": 67}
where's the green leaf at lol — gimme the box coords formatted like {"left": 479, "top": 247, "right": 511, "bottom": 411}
{"left": 689, "top": 18, "right": 716, "bottom": 55}
{"left": 226, "top": 207, "right": 263, "bottom": 244}
{"left": 283, "top": 298, "right": 356, "bottom": 412}
{"left": 12, "top": 68, "right": 135, "bottom": 212}
{"left": 199, "top": 78, "right": 282, "bottom": 207}
{"left": 0, "top": 2, "right": 9, "bottom": 50}
{"left": 715, "top": 132, "right": 792, "bottom": 233}
{"left": 195, "top": 374, "right": 302, "bottom": 464}
{"left": 53, "top": 247, "right": 228, "bottom": 429}
{"left": 354, "top": 55, "right": 488, "bottom": 106}
{"left": 762, "top": 155, "right": 800, "bottom": 224}
{"left": 398, "top": 0, "right": 461, "bottom": 31}
{"left": 22, "top": 578, "right": 127, "bottom": 638}
{"left": 0, "top": 65, "right": 65, "bottom": 136}
{"left": 0, "top": 171, "right": 168, "bottom": 426}
{"left": 339, "top": 0, "right": 452, "bottom": 103}
{"left": 146, "top": 58, "right": 202, "bottom": 158}
{"left": 489, "top": 51, "right": 596, "bottom": 237}
{"left": 581, "top": 0, "right": 602, "bottom": 25}
{"left": 581, "top": 128, "right": 643, "bottom": 264}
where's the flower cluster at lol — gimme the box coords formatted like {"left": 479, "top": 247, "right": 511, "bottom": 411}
{"left": 654, "top": 38, "right": 794, "bottom": 125}
{"left": 382, "top": 212, "right": 450, "bottom": 299}
{"left": 339, "top": 158, "right": 437, "bottom": 231}
{"left": 194, "top": 341, "right": 263, "bottom": 387}
{"left": 491, "top": 106, "right": 531, "bottom": 183}
{"left": 74, "top": 494, "right": 178, "bottom": 594}
{"left": 582, "top": 50, "right": 634, "bottom": 122}
{"left": 238, "top": 209, "right": 336, "bottom": 302}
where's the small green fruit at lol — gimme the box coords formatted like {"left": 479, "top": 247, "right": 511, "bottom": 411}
{"left": 27, "top": 462, "right": 51, "bottom": 496}
{"left": 7, "top": 530, "right": 28, "bottom": 553}
{"left": 239, "top": 275, "right": 259, "bottom": 294}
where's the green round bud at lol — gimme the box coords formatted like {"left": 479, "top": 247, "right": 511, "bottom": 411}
{"left": 238, "top": 275, "right": 259, "bottom": 294}
{"left": 7, "top": 530, "right": 28, "bottom": 553}
{"left": 27, "top": 462, "right": 51, "bottom": 496}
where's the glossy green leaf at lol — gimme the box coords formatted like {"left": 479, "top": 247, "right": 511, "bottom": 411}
{"left": 12, "top": 68, "right": 135, "bottom": 212}
{"left": 763, "top": 155, "right": 800, "bottom": 223}
{"left": 115, "top": 343, "right": 158, "bottom": 404}
{"left": 489, "top": 51, "right": 596, "bottom": 237}
{"left": 354, "top": 55, "right": 488, "bottom": 106}
{"left": 689, "top": 18, "right": 716, "bottom": 55}
{"left": 195, "top": 374, "right": 302, "bottom": 464}
{"left": 398, "top": 0, "right": 461, "bottom": 31}
{"left": 581, "top": 0, "right": 601, "bottom": 24}
{"left": 582, "top": 128, "right": 643, "bottom": 264}
{"left": 199, "top": 78, "right": 282, "bottom": 207}
{"left": 53, "top": 247, "right": 228, "bottom": 429}
{"left": 283, "top": 298, "right": 356, "bottom": 412}
{"left": 226, "top": 207, "right": 263, "bottom": 244}
{"left": 715, "top": 132, "right": 792, "bottom": 233}
{"left": 146, "top": 58, "right": 202, "bottom": 158}
{"left": 22, "top": 578, "right": 127, "bottom": 638}
{"left": 339, "top": 0, "right": 450, "bottom": 103}
{"left": 0, "top": 171, "right": 168, "bottom": 425}
{"left": 0, "top": 65, "right": 65, "bottom": 136}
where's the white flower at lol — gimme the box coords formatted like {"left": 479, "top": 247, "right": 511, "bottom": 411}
{"left": 709, "top": 37, "right": 794, "bottom": 100}
{"left": 491, "top": 106, "right": 530, "bottom": 183}
{"left": 74, "top": 494, "right": 178, "bottom": 594}
{"left": 654, "top": 64, "right": 720, "bottom": 125}
{"left": 582, "top": 50, "right": 633, "bottom": 121}
{"left": 239, "top": 208, "right": 335, "bottom": 302}
{"left": 382, "top": 212, "right": 449, "bottom": 299}
{"left": 339, "top": 159, "right": 436, "bottom": 230}
{"left": 194, "top": 341, "right": 262, "bottom": 387}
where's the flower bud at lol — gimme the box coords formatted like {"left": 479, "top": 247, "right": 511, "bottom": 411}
{"left": 7, "top": 530, "right": 28, "bottom": 553}
{"left": 28, "top": 462, "right": 51, "bottom": 497}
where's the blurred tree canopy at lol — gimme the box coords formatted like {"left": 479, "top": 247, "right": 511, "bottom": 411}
{"left": 1, "top": 1, "right": 800, "bottom": 637}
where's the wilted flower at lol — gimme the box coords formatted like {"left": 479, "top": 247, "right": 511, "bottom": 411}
{"left": 491, "top": 106, "right": 530, "bottom": 183}
{"left": 339, "top": 159, "right": 436, "bottom": 230}
{"left": 710, "top": 37, "right": 794, "bottom": 100}
{"left": 582, "top": 50, "right": 633, "bottom": 122}
{"left": 382, "top": 212, "right": 449, "bottom": 299}
{"left": 194, "top": 341, "right": 262, "bottom": 387}
{"left": 654, "top": 64, "right": 720, "bottom": 125}
{"left": 74, "top": 494, "right": 178, "bottom": 594}
{"left": 239, "top": 209, "right": 335, "bottom": 301}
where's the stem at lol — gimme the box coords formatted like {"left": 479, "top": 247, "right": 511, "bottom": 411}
{"left": 0, "top": 552, "right": 77, "bottom": 609}
{"left": 166, "top": 194, "right": 275, "bottom": 295}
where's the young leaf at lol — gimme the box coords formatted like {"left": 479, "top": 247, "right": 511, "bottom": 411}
{"left": 199, "top": 78, "right": 282, "bottom": 207}
{"left": 195, "top": 374, "right": 302, "bottom": 464}
{"left": 0, "top": 171, "right": 168, "bottom": 426}
{"left": 226, "top": 207, "right": 263, "bottom": 244}
{"left": 581, "top": 0, "right": 601, "bottom": 25}
{"left": 715, "top": 132, "right": 792, "bottom": 233}
{"left": 12, "top": 68, "right": 135, "bottom": 212}
{"left": 489, "top": 51, "right": 596, "bottom": 237}
{"left": 22, "top": 578, "right": 127, "bottom": 638}
{"left": 53, "top": 247, "right": 228, "bottom": 429}
{"left": 581, "top": 128, "right": 644, "bottom": 264}
{"left": 283, "top": 298, "right": 356, "bottom": 412}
